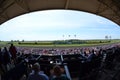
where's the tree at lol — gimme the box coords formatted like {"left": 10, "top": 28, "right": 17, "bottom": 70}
{"left": 74, "top": 35, "right": 76, "bottom": 39}
{"left": 11, "top": 40, "right": 13, "bottom": 42}
{"left": 68, "top": 35, "right": 70, "bottom": 37}
{"left": 105, "top": 35, "right": 108, "bottom": 40}
{"left": 22, "top": 40, "right": 24, "bottom": 42}
{"left": 109, "top": 36, "right": 111, "bottom": 40}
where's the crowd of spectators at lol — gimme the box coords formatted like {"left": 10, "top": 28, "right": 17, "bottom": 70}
{"left": 0, "top": 44, "right": 17, "bottom": 76}
{"left": 16, "top": 44, "right": 118, "bottom": 55}
{"left": 0, "top": 43, "right": 120, "bottom": 80}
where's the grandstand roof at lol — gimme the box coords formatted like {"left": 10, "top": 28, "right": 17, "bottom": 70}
{"left": 0, "top": 0, "right": 120, "bottom": 26}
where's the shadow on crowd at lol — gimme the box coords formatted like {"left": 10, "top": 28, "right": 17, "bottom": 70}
{"left": 0, "top": 45, "right": 120, "bottom": 80}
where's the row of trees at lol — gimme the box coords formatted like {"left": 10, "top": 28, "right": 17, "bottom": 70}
{"left": 105, "top": 35, "right": 112, "bottom": 40}
{"left": 16, "top": 39, "right": 111, "bottom": 45}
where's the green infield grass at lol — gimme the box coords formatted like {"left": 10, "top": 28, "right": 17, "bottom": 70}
{"left": 0, "top": 39, "right": 120, "bottom": 48}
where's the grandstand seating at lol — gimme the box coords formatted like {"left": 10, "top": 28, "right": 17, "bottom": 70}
{"left": 1, "top": 46, "right": 120, "bottom": 80}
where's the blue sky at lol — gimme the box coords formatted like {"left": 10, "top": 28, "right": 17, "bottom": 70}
{"left": 0, "top": 10, "right": 120, "bottom": 41}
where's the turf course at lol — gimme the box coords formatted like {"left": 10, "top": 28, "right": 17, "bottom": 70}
{"left": 0, "top": 39, "right": 120, "bottom": 48}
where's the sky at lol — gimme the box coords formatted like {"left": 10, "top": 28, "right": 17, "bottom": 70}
{"left": 0, "top": 10, "right": 120, "bottom": 41}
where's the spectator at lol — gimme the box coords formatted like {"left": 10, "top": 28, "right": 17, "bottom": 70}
{"left": 0, "top": 47, "right": 3, "bottom": 63}
{"left": 27, "top": 62, "right": 49, "bottom": 80}
{"left": 0, "top": 47, "right": 4, "bottom": 66}
{"left": 0, "top": 47, "right": 4, "bottom": 76}
{"left": 2, "top": 47, "right": 11, "bottom": 71}
{"left": 9, "top": 43, "right": 17, "bottom": 63}
{"left": 50, "top": 65, "right": 69, "bottom": 80}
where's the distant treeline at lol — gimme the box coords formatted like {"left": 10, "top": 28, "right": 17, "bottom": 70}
{"left": 18, "top": 42, "right": 53, "bottom": 45}
{"left": 18, "top": 39, "right": 111, "bottom": 45}
{"left": 53, "top": 40, "right": 110, "bottom": 44}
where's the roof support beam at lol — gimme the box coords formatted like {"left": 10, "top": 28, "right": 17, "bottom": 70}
{"left": 98, "top": 0, "right": 120, "bottom": 20}
{"left": 96, "top": 2, "right": 111, "bottom": 15}
{"left": 0, "top": 12, "right": 9, "bottom": 20}
{"left": 65, "top": 0, "right": 70, "bottom": 9}
{"left": 15, "top": 0, "right": 31, "bottom": 12}
{"left": 0, "top": 0, "right": 15, "bottom": 15}
{"left": 112, "top": 0, "right": 120, "bottom": 11}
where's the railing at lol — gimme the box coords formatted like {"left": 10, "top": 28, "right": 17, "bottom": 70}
{"left": 61, "top": 55, "right": 72, "bottom": 80}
